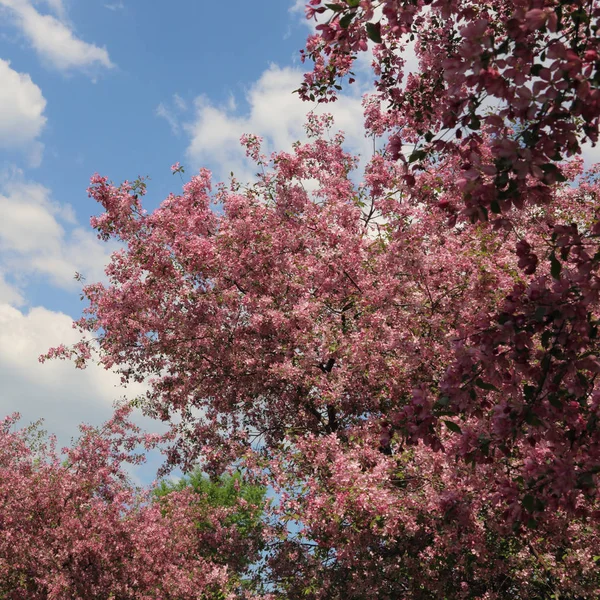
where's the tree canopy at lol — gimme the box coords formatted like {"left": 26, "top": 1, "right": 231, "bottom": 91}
{"left": 31, "top": 0, "right": 600, "bottom": 597}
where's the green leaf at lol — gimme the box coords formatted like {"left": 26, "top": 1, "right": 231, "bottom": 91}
{"left": 409, "top": 149, "right": 427, "bottom": 163}
{"left": 478, "top": 435, "right": 491, "bottom": 456}
{"left": 541, "top": 330, "right": 552, "bottom": 348}
{"left": 550, "top": 251, "right": 562, "bottom": 279}
{"left": 468, "top": 116, "right": 481, "bottom": 130}
{"left": 365, "top": 21, "right": 382, "bottom": 43}
{"left": 475, "top": 378, "right": 499, "bottom": 392}
{"left": 490, "top": 200, "right": 501, "bottom": 214}
{"left": 524, "top": 409, "right": 543, "bottom": 426}
{"left": 436, "top": 395, "right": 450, "bottom": 407}
{"left": 325, "top": 3, "right": 344, "bottom": 11}
{"left": 345, "top": 0, "right": 360, "bottom": 6}
{"left": 443, "top": 420, "right": 462, "bottom": 434}
{"left": 434, "top": 396, "right": 453, "bottom": 415}
{"left": 548, "top": 394, "right": 562, "bottom": 409}
{"left": 522, "top": 494, "right": 535, "bottom": 512}
{"left": 578, "top": 470, "right": 595, "bottom": 487}
{"left": 531, "top": 63, "right": 543, "bottom": 76}
{"left": 339, "top": 12, "right": 354, "bottom": 28}
{"left": 587, "top": 414, "right": 598, "bottom": 434}
{"left": 541, "top": 162, "right": 567, "bottom": 183}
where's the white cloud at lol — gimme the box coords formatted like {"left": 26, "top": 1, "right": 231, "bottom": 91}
{"left": 173, "top": 93, "right": 187, "bottom": 112}
{"left": 0, "top": 175, "right": 161, "bottom": 464}
{"left": 156, "top": 102, "right": 180, "bottom": 135}
{"left": 104, "top": 1, "right": 124, "bottom": 11}
{"left": 581, "top": 140, "right": 600, "bottom": 167}
{"left": 0, "top": 303, "right": 148, "bottom": 446}
{"left": 184, "top": 64, "right": 370, "bottom": 182}
{"left": 26, "top": 141, "right": 44, "bottom": 167}
{"left": 289, "top": 0, "right": 310, "bottom": 27}
{"left": 0, "top": 272, "right": 24, "bottom": 305}
{"left": 155, "top": 94, "right": 190, "bottom": 135}
{"left": 0, "top": 0, "right": 113, "bottom": 73}
{"left": 0, "top": 174, "right": 114, "bottom": 291}
{"left": 179, "top": 7, "right": 415, "bottom": 186}
{"left": 0, "top": 59, "right": 46, "bottom": 162}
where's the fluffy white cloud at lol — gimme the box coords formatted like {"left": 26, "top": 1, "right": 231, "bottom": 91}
{"left": 0, "top": 59, "right": 46, "bottom": 163}
{"left": 289, "top": 0, "right": 308, "bottom": 22}
{"left": 0, "top": 174, "right": 114, "bottom": 291}
{"left": 0, "top": 174, "right": 162, "bottom": 467}
{"left": 0, "top": 272, "right": 24, "bottom": 306}
{"left": 183, "top": 64, "right": 370, "bottom": 182}
{"left": 0, "top": 303, "right": 148, "bottom": 447}
{"left": 0, "top": 0, "right": 113, "bottom": 73}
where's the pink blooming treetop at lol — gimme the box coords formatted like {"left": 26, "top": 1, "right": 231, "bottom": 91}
{"left": 297, "top": 0, "right": 600, "bottom": 518}
{"left": 0, "top": 408, "right": 264, "bottom": 599}
{"left": 43, "top": 117, "right": 600, "bottom": 596}
{"left": 266, "top": 429, "right": 600, "bottom": 598}
{"left": 299, "top": 0, "right": 600, "bottom": 220}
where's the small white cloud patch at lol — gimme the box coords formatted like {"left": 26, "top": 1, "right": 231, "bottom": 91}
{"left": 0, "top": 0, "right": 114, "bottom": 73}
{"left": 0, "top": 174, "right": 114, "bottom": 291}
{"left": 0, "top": 59, "right": 47, "bottom": 162}
{"left": 104, "top": 1, "right": 125, "bottom": 11}
{"left": 183, "top": 64, "right": 369, "bottom": 182}
{"left": 156, "top": 103, "right": 180, "bottom": 135}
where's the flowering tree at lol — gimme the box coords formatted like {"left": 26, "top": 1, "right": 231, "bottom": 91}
{"left": 267, "top": 432, "right": 599, "bottom": 598}
{"left": 0, "top": 409, "right": 263, "bottom": 599}
{"left": 296, "top": 0, "right": 600, "bottom": 516}
{"left": 43, "top": 110, "right": 600, "bottom": 595}
{"left": 39, "top": 0, "right": 600, "bottom": 596}
{"left": 300, "top": 0, "right": 600, "bottom": 215}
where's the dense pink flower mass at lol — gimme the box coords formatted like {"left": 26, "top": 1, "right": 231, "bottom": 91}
{"left": 36, "top": 0, "right": 600, "bottom": 596}
{"left": 0, "top": 409, "right": 261, "bottom": 599}
{"left": 43, "top": 121, "right": 600, "bottom": 595}
{"left": 299, "top": 0, "right": 600, "bottom": 219}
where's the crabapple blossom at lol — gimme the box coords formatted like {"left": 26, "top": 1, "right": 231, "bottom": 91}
{"left": 299, "top": 0, "right": 600, "bottom": 218}
{"left": 0, "top": 409, "right": 263, "bottom": 599}
{"left": 45, "top": 119, "right": 600, "bottom": 596}
{"left": 38, "top": 0, "right": 600, "bottom": 593}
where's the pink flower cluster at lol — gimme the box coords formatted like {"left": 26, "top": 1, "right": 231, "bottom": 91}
{"left": 0, "top": 408, "right": 262, "bottom": 598}
{"left": 47, "top": 118, "right": 600, "bottom": 595}
{"left": 35, "top": 0, "right": 600, "bottom": 594}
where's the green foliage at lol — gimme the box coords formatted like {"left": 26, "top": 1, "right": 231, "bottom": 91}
{"left": 153, "top": 470, "right": 266, "bottom": 596}
{"left": 154, "top": 469, "right": 265, "bottom": 537}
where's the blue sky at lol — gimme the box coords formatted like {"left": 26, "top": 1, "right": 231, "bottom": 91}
{"left": 0, "top": 0, "right": 373, "bottom": 472}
